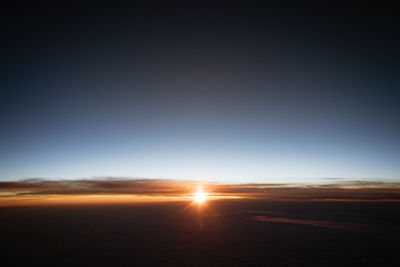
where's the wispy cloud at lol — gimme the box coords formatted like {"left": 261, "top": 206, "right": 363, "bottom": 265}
{"left": 252, "top": 216, "right": 369, "bottom": 231}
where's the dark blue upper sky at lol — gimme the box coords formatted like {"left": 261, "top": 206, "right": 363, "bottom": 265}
{"left": 1, "top": 2, "right": 399, "bottom": 182}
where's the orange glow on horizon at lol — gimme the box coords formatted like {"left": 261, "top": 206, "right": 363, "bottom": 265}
{"left": 2, "top": 179, "right": 399, "bottom": 207}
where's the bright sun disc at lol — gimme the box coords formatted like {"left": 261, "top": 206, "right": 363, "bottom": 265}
{"left": 193, "top": 187, "right": 207, "bottom": 203}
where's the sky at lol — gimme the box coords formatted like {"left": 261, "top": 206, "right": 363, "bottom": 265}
{"left": 1, "top": 2, "right": 399, "bottom": 182}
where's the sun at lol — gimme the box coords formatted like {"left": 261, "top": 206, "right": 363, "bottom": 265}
{"left": 193, "top": 186, "right": 207, "bottom": 204}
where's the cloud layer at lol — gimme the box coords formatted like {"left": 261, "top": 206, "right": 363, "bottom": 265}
{"left": 1, "top": 178, "right": 400, "bottom": 206}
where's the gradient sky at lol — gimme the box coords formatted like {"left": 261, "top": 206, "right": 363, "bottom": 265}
{"left": 1, "top": 2, "right": 399, "bottom": 182}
